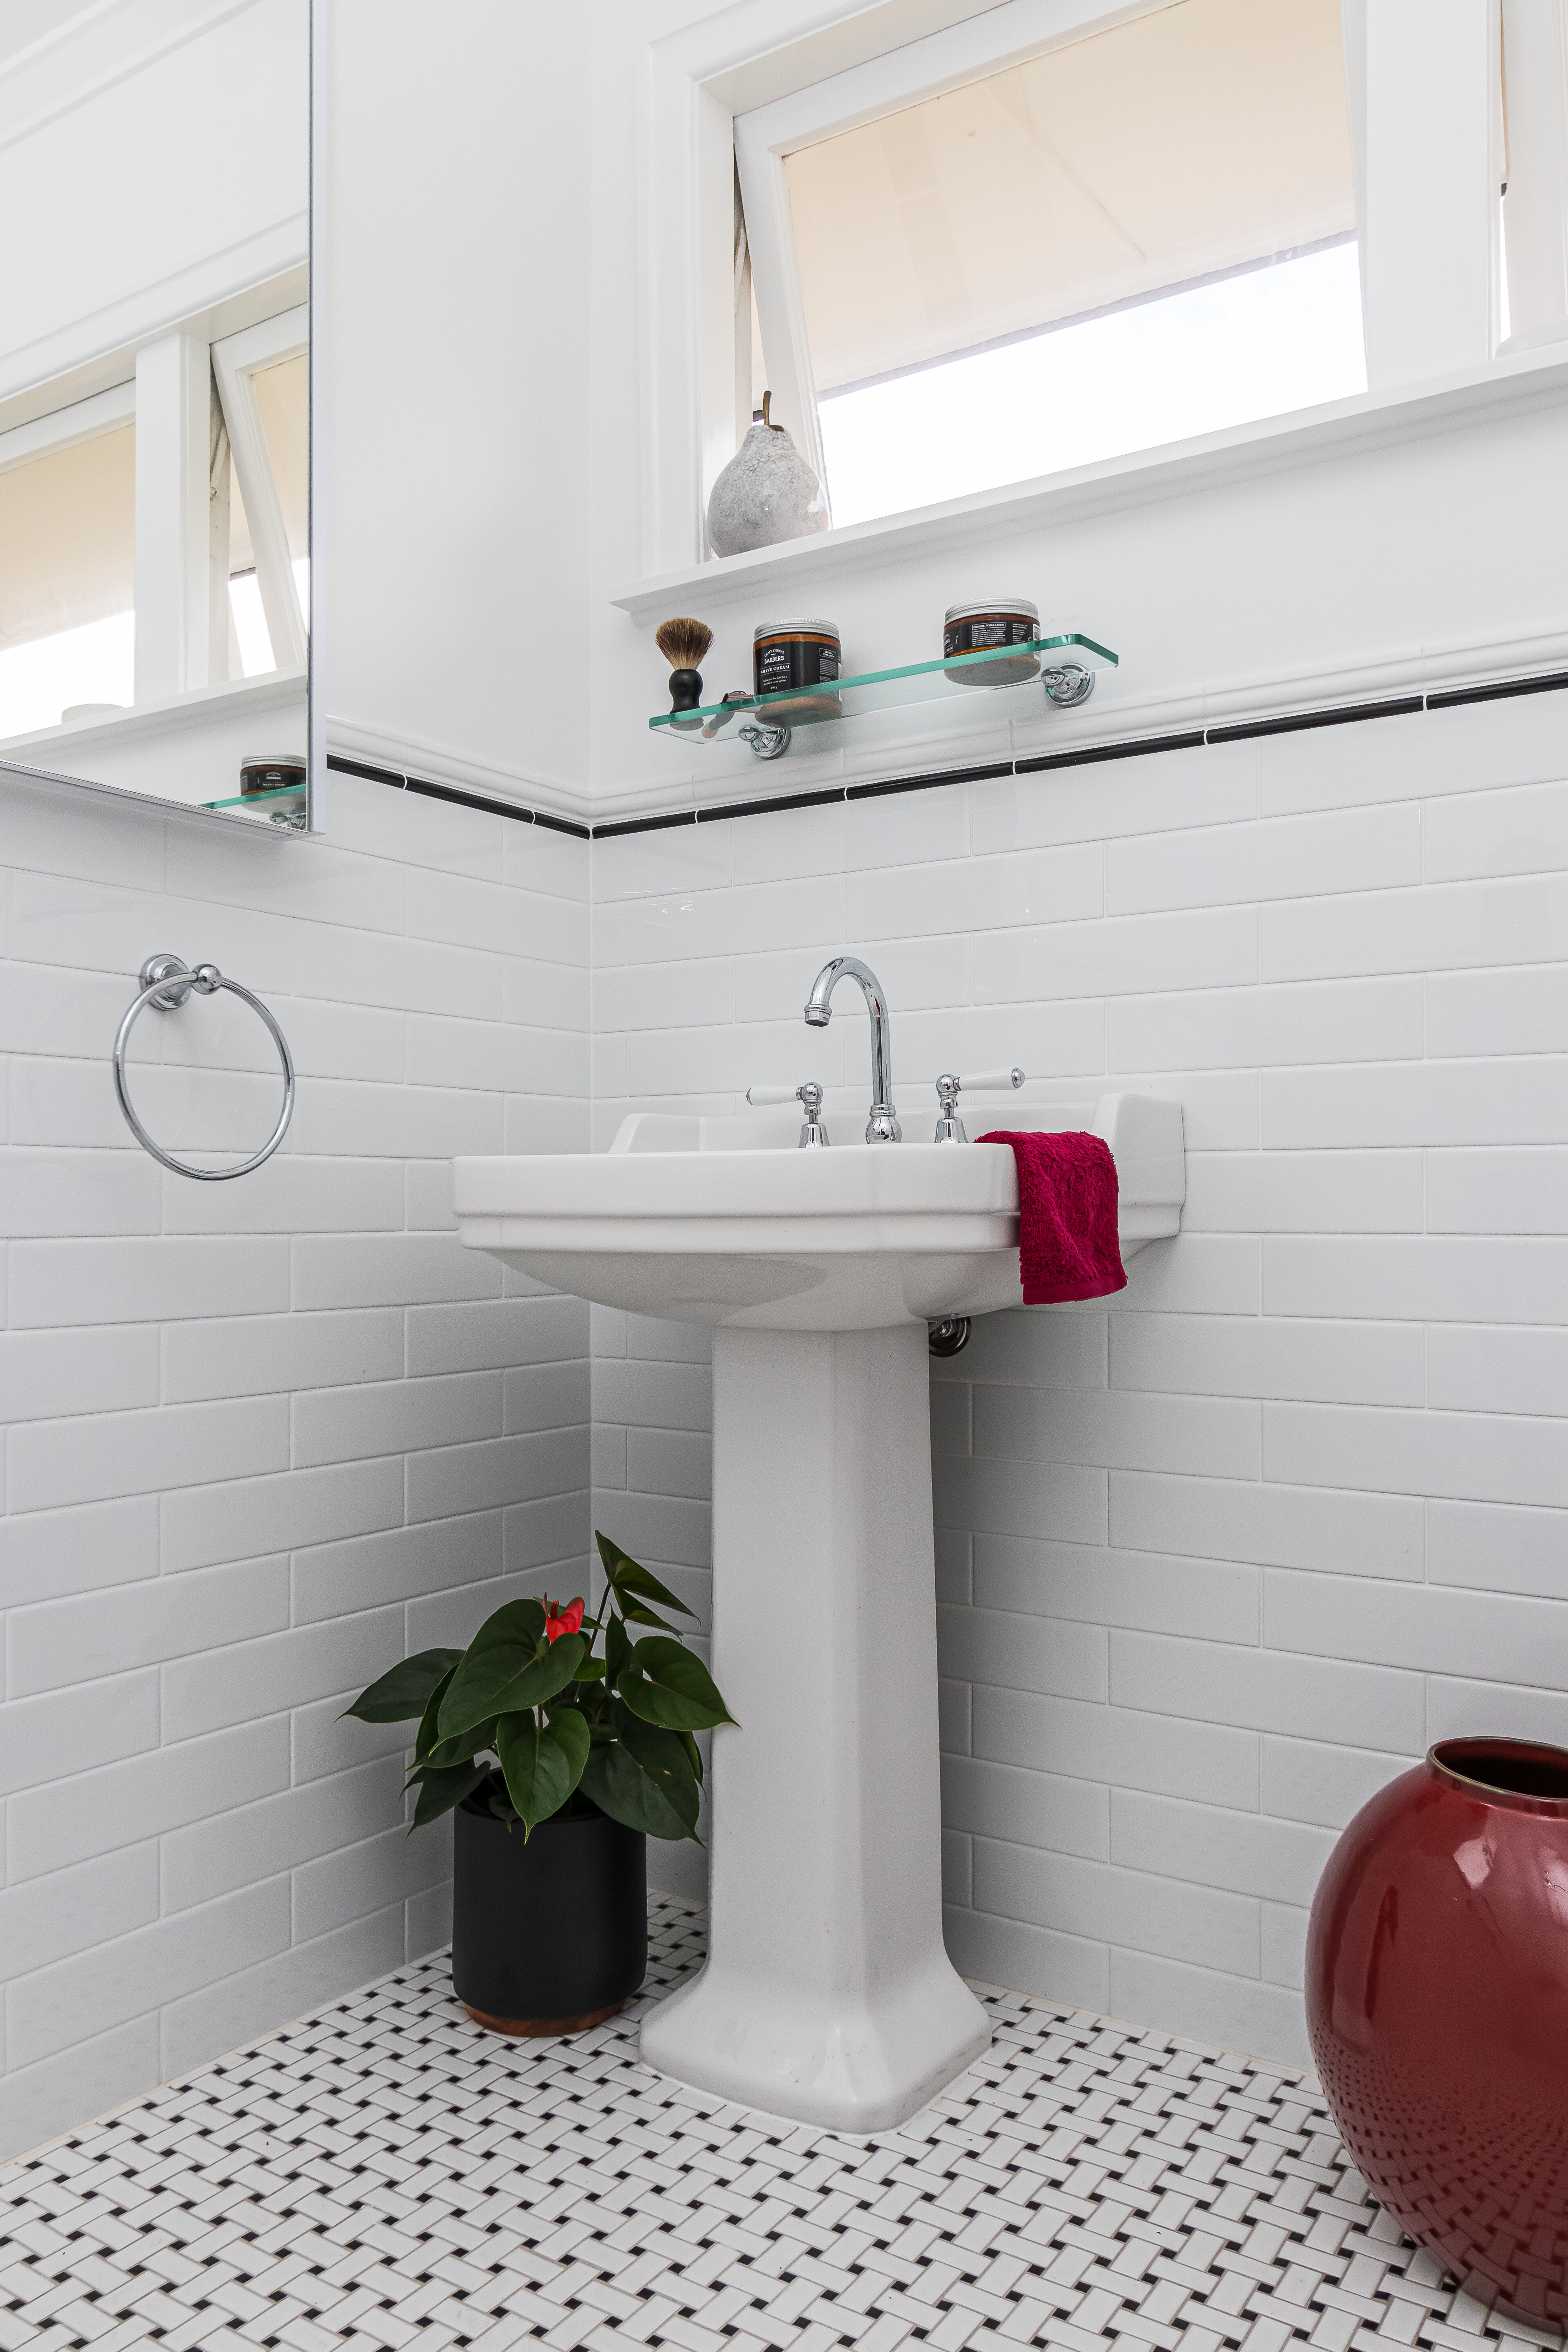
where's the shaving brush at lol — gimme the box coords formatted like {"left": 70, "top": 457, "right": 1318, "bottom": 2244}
{"left": 655, "top": 616, "right": 713, "bottom": 731}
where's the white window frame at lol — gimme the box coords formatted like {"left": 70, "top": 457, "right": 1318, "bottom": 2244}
{"left": 0, "top": 299, "right": 307, "bottom": 735}
{"left": 0, "top": 381, "right": 136, "bottom": 475}
{"left": 634, "top": 0, "right": 1552, "bottom": 590}
{"left": 213, "top": 303, "right": 309, "bottom": 672}
{"left": 734, "top": 0, "right": 1179, "bottom": 516}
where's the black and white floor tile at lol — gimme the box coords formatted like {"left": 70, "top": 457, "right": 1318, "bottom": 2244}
{"left": 0, "top": 1896, "right": 1557, "bottom": 2352}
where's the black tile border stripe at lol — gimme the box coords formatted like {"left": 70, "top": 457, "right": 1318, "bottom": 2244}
{"left": 846, "top": 760, "right": 1014, "bottom": 802}
{"left": 406, "top": 773, "right": 534, "bottom": 822}
{"left": 698, "top": 785, "right": 848, "bottom": 824}
{"left": 326, "top": 666, "right": 1568, "bottom": 843}
{"left": 1016, "top": 729, "right": 1204, "bottom": 775}
{"left": 324, "top": 754, "right": 591, "bottom": 837}
{"left": 593, "top": 809, "right": 697, "bottom": 839}
{"left": 1205, "top": 695, "right": 1423, "bottom": 744}
{"left": 325, "top": 754, "right": 405, "bottom": 789}
{"left": 1428, "top": 667, "right": 1568, "bottom": 709}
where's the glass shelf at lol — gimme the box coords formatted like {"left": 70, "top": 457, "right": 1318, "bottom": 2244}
{"left": 649, "top": 632, "right": 1117, "bottom": 759}
{"left": 201, "top": 782, "right": 309, "bottom": 828}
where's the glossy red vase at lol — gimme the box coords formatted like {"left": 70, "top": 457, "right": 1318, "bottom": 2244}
{"left": 1307, "top": 1737, "right": 1568, "bottom": 2326}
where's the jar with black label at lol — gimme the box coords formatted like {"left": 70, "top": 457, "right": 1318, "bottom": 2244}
{"left": 943, "top": 599, "right": 1040, "bottom": 686}
{"left": 240, "top": 752, "right": 307, "bottom": 797}
{"left": 753, "top": 619, "right": 842, "bottom": 721}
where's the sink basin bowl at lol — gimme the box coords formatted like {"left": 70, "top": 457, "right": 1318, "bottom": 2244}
{"left": 452, "top": 1091, "right": 1184, "bottom": 2131}
{"left": 453, "top": 1091, "right": 1183, "bottom": 1330}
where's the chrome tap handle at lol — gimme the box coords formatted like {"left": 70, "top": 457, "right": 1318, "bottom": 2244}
{"left": 746, "top": 1080, "right": 829, "bottom": 1148}
{"left": 932, "top": 1066, "right": 1025, "bottom": 1143}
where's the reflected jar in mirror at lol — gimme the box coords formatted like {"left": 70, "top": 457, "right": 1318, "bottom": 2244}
{"left": 944, "top": 599, "right": 1040, "bottom": 685}
{"left": 240, "top": 753, "right": 306, "bottom": 797}
{"left": 753, "top": 621, "right": 842, "bottom": 722}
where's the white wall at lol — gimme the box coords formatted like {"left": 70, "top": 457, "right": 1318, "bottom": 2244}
{"left": 589, "top": 686, "right": 1568, "bottom": 2064}
{"left": 583, "top": 0, "right": 1568, "bottom": 2065}
{"left": 314, "top": 0, "right": 593, "bottom": 811}
{"left": 0, "top": 0, "right": 308, "bottom": 403}
{"left": 7, "top": 0, "right": 1568, "bottom": 2147}
{"left": 0, "top": 0, "right": 600, "bottom": 2160}
{"left": 0, "top": 768, "right": 590, "bottom": 2161}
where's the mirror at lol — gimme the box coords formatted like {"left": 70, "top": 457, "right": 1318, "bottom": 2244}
{"left": 0, "top": 0, "right": 310, "bottom": 829}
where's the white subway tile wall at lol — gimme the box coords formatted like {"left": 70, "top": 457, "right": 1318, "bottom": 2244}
{"left": 590, "top": 694, "right": 1568, "bottom": 2071}
{"left": 0, "top": 769, "right": 591, "bottom": 2160}
{"left": 7, "top": 686, "right": 1568, "bottom": 2153}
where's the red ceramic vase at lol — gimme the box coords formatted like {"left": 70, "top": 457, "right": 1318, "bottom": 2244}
{"left": 1307, "top": 1737, "right": 1568, "bottom": 2327}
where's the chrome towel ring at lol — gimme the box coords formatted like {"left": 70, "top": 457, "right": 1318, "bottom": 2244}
{"left": 114, "top": 954, "right": 295, "bottom": 1181}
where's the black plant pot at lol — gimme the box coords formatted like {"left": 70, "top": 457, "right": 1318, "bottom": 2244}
{"left": 451, "top": 1782, "right": 647, "bottom": 2035}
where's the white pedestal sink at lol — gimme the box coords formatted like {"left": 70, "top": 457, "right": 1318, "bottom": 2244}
{"left": 454, "top": 1093, "right": 1183, "bottom": 2130}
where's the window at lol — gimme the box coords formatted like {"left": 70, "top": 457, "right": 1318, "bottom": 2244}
{"left": 0, "top": 303, "right": 306, "bottom": 742}
{"left": 223, "top": 340, "right": 310, "bottom": 677}
{"left": 738, "top": 0, "right": 1364, "bottom": 531}
{"left": 0, "top": 404, "right": 136, "bottom": 735}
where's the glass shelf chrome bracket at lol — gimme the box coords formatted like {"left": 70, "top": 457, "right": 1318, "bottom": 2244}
{"left": 648, "top": 633, "right": 1118, "bottom": 759}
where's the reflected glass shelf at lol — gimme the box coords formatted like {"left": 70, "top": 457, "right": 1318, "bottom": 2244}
{"left": 648, "top": 632, "right": 1117, "bottom": 760}
{"left": 201, "top": 782, "right": 309, "bottom": 828}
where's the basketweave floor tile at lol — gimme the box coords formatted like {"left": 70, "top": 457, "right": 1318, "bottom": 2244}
{"left": 0, "top": 1896, "right": 1560, "bottom": 2351}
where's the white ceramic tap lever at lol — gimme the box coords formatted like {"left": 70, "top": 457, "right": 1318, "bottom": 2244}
{"left": 746, "top": 1081, "right": 829, "bottom": 1148}
{"left": 933, "top": 1066, "right": 1024, "bottom": 1142}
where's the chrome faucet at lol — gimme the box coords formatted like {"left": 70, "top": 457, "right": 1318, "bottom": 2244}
{"left": 804, "top": 956, "right": 900, "bottom": 1142}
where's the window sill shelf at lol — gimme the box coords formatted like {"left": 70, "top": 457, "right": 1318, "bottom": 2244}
{"left": 609, "top": 346, "right": 1568, "bottom": 624}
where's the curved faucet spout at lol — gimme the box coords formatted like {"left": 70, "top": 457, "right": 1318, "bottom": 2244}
{"left": 804, "top": 956, "right": 901, "bottom": 1142}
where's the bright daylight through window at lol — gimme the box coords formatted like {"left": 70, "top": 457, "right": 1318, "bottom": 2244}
{"left": 0, "top": 344, "right": 309, "bottom": 741}
{"left": 0, "top": 424, "right": 136, "bottom": 737}
{"left": 774, "top": 0, "right": 1363, "bottom": 528}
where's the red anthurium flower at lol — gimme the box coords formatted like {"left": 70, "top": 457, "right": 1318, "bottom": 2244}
{"left": 543, "top": 1596, "right": 584, "bottom": 1644}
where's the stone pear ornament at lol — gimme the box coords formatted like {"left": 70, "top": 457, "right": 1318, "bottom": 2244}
{"left": 706, "top": 391, "right": 831, "bottom": 557}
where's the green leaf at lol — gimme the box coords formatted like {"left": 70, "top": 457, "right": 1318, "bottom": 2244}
{"left": 496, "top": 1706, "right": 591, "bottom": 1837}
{"left": 604, "top": 1611, "right": 633, "bottom": 1685}
{"left": 414, "top": 1668, "right": 457, "bottom": 1764}
{"left": 567, "top": 1653, "right": 608, "bottom": 1682}
{"left": 406, "top": 1759, "right": 488, "bottom": 1829}
{"left": 620, "top": 1599, "right": 676, "bottom": 1630}
{"left": 439, "top": 1597, "right": 587, "bottom": 1739}
{"left": 679, "top": 1729, "right": 704, "bottom": 1785}
{"left": 617, "top": 1636, "right": 737, "bottom": 1733}
{"left": 595, "top": 1534, "right": 695, "bottom": 1619}
{"left": 343, "top": 1648, "right": 463, "bottom": 1724}
{"left": 427, "top": 1715, "right": 497, "bottom": 1772}
{"left": 581, "top": 1716, "right": 701, "bottom": 1842}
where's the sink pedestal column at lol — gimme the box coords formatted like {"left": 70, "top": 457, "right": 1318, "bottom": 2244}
{"left": 638, "top": 1321, "right": 991, "bottom": 2131}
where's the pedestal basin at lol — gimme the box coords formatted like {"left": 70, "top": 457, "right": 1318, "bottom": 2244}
{"left": 453, "top": 1093, "right": 1183, "bottom": 2130}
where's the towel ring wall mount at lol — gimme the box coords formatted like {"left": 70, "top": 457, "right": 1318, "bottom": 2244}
{"left": 114, "top": 954, "right": 295, "bottom": 1181}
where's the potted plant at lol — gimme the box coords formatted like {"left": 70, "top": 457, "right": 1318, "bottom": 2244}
{"left": 345, "top": 1533, "right": 735, "bottom": 2036}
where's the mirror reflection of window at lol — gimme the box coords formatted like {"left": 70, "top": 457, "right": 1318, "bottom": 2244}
{"left": 228, "top": 350, "right": 310, "bottom": 675}
{"left": 0, "top": 421, "right": 136, "bottom": 736}
{"left": 0, "top": 0, "right": 306, "bottom": 815}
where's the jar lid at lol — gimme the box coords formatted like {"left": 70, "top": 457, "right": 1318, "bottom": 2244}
{"left": 242, "top": 752, "right": 307, "bottom": 768}
{"left": 944, "top": 599, "right": 1038, "bottom": 624}
{"left": 754, "top": 619, "right": 840, "bottom": 639}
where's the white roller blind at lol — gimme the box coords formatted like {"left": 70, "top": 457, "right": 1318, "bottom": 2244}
{"left": 0, "top": 424, "right": 135, "bottom": 650}
{"left": 784, "top": 0, "right": 1355, "bottom": 394}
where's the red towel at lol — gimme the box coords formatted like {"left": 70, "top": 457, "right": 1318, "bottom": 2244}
{"left": 978, "top": 1130, "right": 1128, "bottom": 1306}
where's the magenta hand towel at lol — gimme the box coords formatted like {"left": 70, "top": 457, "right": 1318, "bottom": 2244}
{"left": 978, "top": 1129, "right": 1128, "bottom": 1306}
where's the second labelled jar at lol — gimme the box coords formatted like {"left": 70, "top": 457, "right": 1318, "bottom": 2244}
{"left": 753, "top": 619, "right": 843, "bottom": 722}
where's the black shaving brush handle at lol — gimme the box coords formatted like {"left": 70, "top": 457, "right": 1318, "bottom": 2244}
{"left": 668, "top": 669, "right": 704, "bottom": 732}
